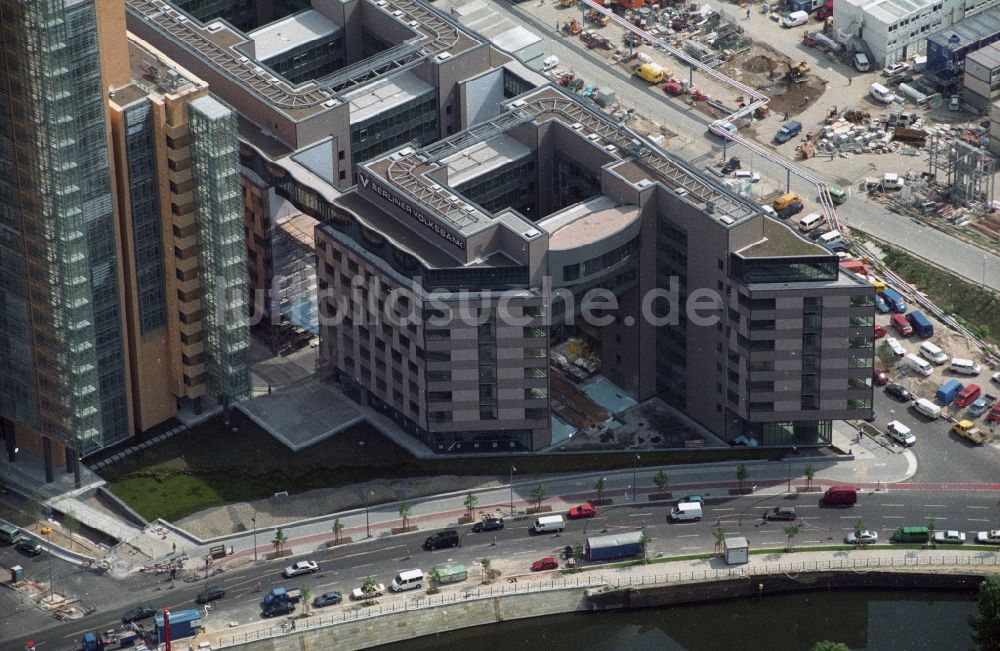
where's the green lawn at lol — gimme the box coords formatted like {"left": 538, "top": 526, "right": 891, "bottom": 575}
{"left": 100, "top": 410, "right": 781, "bottom": 522}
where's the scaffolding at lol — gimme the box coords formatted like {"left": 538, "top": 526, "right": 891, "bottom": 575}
{"left": 927, "top": 134, "right": 996, "bottom": 209}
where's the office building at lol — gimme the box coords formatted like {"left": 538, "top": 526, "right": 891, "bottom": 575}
{"left": 305, "top": 86, "right": 875, "bottom": 452}
{"left": 0, "top": 0, "right": 249, "bottom": 481}
{"left": 125, "top": 0, "right": 544, "bottom": 346}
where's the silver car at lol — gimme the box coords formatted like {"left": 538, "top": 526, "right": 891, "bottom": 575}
{"left": 845, "top": 530, "right": 878, "bottom": 545}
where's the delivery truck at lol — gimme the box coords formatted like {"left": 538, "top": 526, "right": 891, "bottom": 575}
{"left": 586, "top": 531, "right": 644, "bottom": 561}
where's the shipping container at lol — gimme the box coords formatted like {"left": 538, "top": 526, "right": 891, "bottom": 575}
{"left": 432, "top": 563, "right": 468, "bottom": 584}
{"left": 586, "top": 531, "right": 644, "bottom": 561}
{"left": 155, "top": 609, "right": 202, "bottom": 641}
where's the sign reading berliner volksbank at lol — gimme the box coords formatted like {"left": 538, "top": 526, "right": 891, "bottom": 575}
{"left": 358, "top": 172, "right": 466, "bottom": 251}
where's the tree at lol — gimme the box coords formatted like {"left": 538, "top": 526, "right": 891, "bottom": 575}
{"left": 271, "top": 528, "right": 287, "bottom": 555}
{"left": 714, "top": 526, "right": 727, "bottom": 556}
{"left": 970, "top": 575, "right": 1000, "bottom": 650}
{"left": 63, "top": 510, "right": 79, "bottom": 541}
{"left": 853, "top": 520, "right": 867, "bottom": 548}
{"left": 332, "top": 518, "right": 344, "bottom": 544}
{"left": 736, "top": 464, "right": 749, "bottom": 493}
{"left": 927, "top": 517, "right": 937, "bottom": 548}
{"left": 571, "top": 543, "right": 584, "bottom": 563}
{"left": 594, "top": 476, "right": 607, "bottom": 502}
{"left": 479, "top": 558, "right": 491, "bottom": 584}
{"left": 531, "top": 484, "right": 547, "bottom": 511}
{"left": 300, "top": 586, "right": 312, "bottom": 615}
{"left": 427, "top": 568, "right": 443, "bottom": 594}
{"left": 804, "top": 464, "right": 816, "bottom": 490}
{"left": 809, "top": 642, "right": 850, "bottom": 651}
{"left": 639, "top": 532, "right": 652, "bottom": 565}
{"left": 980, "top": 324, "right": 992, "bottom": 340}
{"left": 653, "top": 471, "right": 669, "bottom": 493}
{"left": 399, "top": 502, "right": 412, "bottom": 530}
{"left": 463, "top": 492, "right": 478, "bottom": 520}
{"left": 784, "top": 524, "right": 800, "bottom": 551}
{"left": 361, "top": 577, "right": 378, "bottom": 602}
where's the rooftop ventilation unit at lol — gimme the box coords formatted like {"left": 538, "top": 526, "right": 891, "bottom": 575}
{"left": 447, "top": 194, "right": 460, "bottom": 203}
{"left": 675, "top": 188, "right": 688, "bottom": 197}
{"left": 175, "top": 14, "right": 187, "bottom": 22}
{"left": 253, "top": 66, "right": 265, "bottom": 73}
{"left": 571, "top": 122, "right": 584, "bottom": 130}
{"left": 523, "top": 228, "right": 540, "bottom": 237}
{"left": 323, "top": 99, "right": 339, "bottom": 108}
{"left": 206, "top": 22, "right": 223, "bottom": 32}
{"left": 462, "top": 205, "right": 476, "bottom": 213}
{"left": 393, "top": 10, "right": 404, "bottom": 16}
{"left": 409, "top": 20, "right": 419, "bottom": 27}
{"left": 399, "top": 147, "right": 414, "bottom": 156}
{"left": 604, "top": 144, "right": 617, "bottom": 153}
{"left": 430, "top": 184, "right": 443, "bottom": 191}
{"left": 587, "top": 133, "right": 600, "bottom": 141}
{"left": 719, "top": 215, "right": 735, "bottom": 225}
{"left": 238, "top": 56, "right": 249, "bottom": 63}
{"left": 436, "top": 52, "right": 452, "bottom": 61}
{"left": 636, "top": 179, "right": 652, "bottom": 188}
{"left": 376, "top": 0, "right": 387, "bottom": 5}
{"left": 510, "top": 99, "right": 526, "bottom": 108}
{"left": 705, "top": 201, "right": 715, "bottom": 214}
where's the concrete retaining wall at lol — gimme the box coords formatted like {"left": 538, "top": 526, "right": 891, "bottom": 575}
{"left": 217, "top": 571, "right": 984, "bottom": 650}
{"left": 222, "top": 588, "right": 588, "bottom": 651}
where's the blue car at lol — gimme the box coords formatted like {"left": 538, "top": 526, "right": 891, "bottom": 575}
{"left": 968, "top": 397, "right": 993, "bottom": 418}
{"left": 875, "top": 294, "right": 890, "bottom": 313}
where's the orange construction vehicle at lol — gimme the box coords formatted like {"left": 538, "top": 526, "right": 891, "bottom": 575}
{"left": 585, "top": 9, "right": 610, "bottom": 25}
{"left": 562, "top": 19, "right": 583, "bottom": 35}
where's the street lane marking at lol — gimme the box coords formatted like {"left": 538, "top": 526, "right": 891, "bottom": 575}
{"left": 681, "top": 546, "right": 701, "bottom": 550}
{"left": 840, "top": 516, "right": 860, "bottom": 519}
{"left": 711, "top": 507, "right": 734, "bottom": 512}
{"left": 881, "top": 504, "right": 904, "bottom": 507}
{"left": 968, "top": 506, "right": 990, "bottom": 509}
{"left": 882, "top": 515, "right": 904, "bottom": 519}
{"left": 675, "top": 534, "right": 700, "bottom": 538}
{"left": 629, "top": 513, "right": 653, "bottom": 517}
{"left": 923, "top": 504, "right": 947, "bottom": 508}
{"left": 326, "top": 545, "right": 406, "bottom": 562}
{"left": 968, "top": 518, "right": 991, "bottom": 522}
{"left": 353, "top": 563, "right": 372, "bottom": 569}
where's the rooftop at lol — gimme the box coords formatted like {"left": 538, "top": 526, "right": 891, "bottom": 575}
{"left": 736, "top": 218, "right": 830, "bottom": 258}
{"left": 542, "top": 198, "right": 641, "bottom": 251}
{"left": 929, "top": 4, "right": 1000, "bottom": 49}
{"left": 247, "top": 10, "right": 340, "bottom": 62}
{"left": 345, "top": 72, "right": 435, "bottom": 124}
{"left": 275, "top": 212, "right": 319, "bottom": 250}
{"left": 966, "top": 40, "right": 1000, "bottom": 70}
{"left": 442, "top": 135, "right": 533, "bottom": 187}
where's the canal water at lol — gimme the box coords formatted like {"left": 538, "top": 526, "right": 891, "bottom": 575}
{"left": 383, "top": 590, "right": 977, "bottom": 651}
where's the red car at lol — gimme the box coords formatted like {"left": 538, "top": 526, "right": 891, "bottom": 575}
{"left": 890, "top": 314, "right": 912, "bottom": 336}
{"left": 531, "top": 556, "right": 559, "bottom": 572}
{"left": 568, "top": 503, "right": 597, "bottom": 519}
{"left": 955, "top": 384, "right": 982, "bottom": 408}
{"left": 874, "top": 369, "right": 889, "bottom": 386}
{"left": 874, "top": 324, "right": 887, "bottom": 339}
{"left": 988, "top": 404, "right": 1000, "bottom": 424}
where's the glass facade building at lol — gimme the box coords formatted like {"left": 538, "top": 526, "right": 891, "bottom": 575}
{"left": 188, "top": 95, "right": 253, "bottom": 404}
{"left": 0, "top": 0, "right": 130, "bottom": 455}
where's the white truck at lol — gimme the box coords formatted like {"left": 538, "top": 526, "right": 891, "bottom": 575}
{"left": 351, "top": 583, "right": 386, "bottom": 600}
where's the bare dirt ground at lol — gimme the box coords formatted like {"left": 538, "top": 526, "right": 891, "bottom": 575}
{"left": 716, "top": 43, "right": 828, "bottom": 118}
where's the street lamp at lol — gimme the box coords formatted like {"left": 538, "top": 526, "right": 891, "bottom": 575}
{"left": 40, "top": 526, "right": 53, "bottom": 601}
{"left": 633, "top": 454, "right": 640, "bottom": 502}
{"left": 251, "top": 514, "right": 257, "bottom": 563}
{"left": 365, "top": 490, "right": 372, "bottom": 539}
{"left": 509, "top": 465, "right": 517, "bottom": 515}
{"left": 787, "top": 446, "right": 798, "bottom": 492}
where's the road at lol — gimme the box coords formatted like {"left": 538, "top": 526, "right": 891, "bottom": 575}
{"left": 483, "top": 0, "right": 1000, "bottom": 291}
{"left": 5, "top": 489, "right": 999, "bottom": 651}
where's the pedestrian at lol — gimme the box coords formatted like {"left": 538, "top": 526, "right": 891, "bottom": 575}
{"left": 172, "top": 542, "right": 176, "bottom": 554}
{"left": 848, "top": 77, "right": 853, "bottom": 86}
{"left": 745, "top": 7, "right": 751, "bottom": 19}
{"left": 556, "top": 20, "right": 559, "bottom": 32}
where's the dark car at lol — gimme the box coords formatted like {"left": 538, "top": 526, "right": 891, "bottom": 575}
{"left": 472, "top": 517, "right": 504, "bottom": 533}
{"left": 312, "top": 591, "right": 343, "bottom": 608}
{"left": 423, "top": 529, "right": 459, "bottom": 550}
{"left": 764, "top": 506, "right": 797, "bottom": 521}
{"left": 808, "top": 227, "right": 830, "bottom": 241}
{"left": 885, "top": 383, "right": 912, "bottom": 402}
{"left": 14, "top": 537, "right": 42, "bottom": 556}
{"left": 122, "top": 605, "right": 157, "bottom": 624}
{"left": 196, "top": 585, "right": 226, "bottom": 604}
{"left": 776, "top": 202, "right": 804, "bottom": 219}
{"left": 721, "top": 156, "right": 741, "bottom": 174}
{"left": 262, "top": 601, "right": 295, "bottom": 618}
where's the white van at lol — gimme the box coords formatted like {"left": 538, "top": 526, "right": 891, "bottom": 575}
{"left": 914, "top": 397, "right": 942, "bottom": 419}
{"left": 669, "top": 502, "right": 703, "bottom": 522}
{"left": 819, "top": 230, "right": 843, "bottom": 245}
{"left": 533, "top": 515, "right": 566, "bottom": 533}
{"left": 390, "top": 569, "right": 425, "bottom": 592}
{"left": 919, "top": 342, "right": 947, "bottom": 364}
{"left": 780, "top": 10, "right": 809, "bottom": 27}
{"left": 798, "top": 213, "right": 823, "bottom": 232}
{"left": 886, "top": 420, "right": 916, "bottom": 446}
{"left": 904, "top": 353, "right": 933, "bottom": 377}
{"left": 950, "top": 358, "right": 981, "bottom": 375}
{"left": 869, "top": 83, "right": 896, "bottom": 104}
{"left": 883, "top": 173, "right": 904, "bottom": 190}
